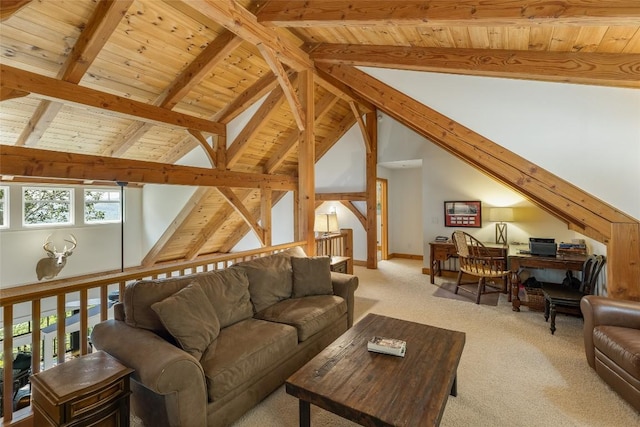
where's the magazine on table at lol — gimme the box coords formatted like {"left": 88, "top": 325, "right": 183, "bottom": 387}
{"left": 367, "top": 336, "right": 406, "bottom": 357}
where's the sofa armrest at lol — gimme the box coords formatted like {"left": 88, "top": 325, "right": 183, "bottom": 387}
{"left": 91, "top": 319, "right": 207, "bottom": 426}
{"left": 331, "top": 272, "right": 359, "bottom": 328}
{"left": 580, "top": 295, "right": 640, "bottom": 368}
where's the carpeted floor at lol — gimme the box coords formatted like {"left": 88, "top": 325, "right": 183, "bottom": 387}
{"left": 433, "top": 280, "right": 500, "bottom": 306}
{"left": 233, "top": 259, "right": 639, "bottom": 427}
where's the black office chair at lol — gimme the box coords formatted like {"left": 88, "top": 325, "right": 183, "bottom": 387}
{"left": 542, "top": 255, "right": 606, "bottom": 334}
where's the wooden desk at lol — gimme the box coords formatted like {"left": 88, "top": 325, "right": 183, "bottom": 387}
{"left": 509, "top": 253, "right": 587, "bottom": 312}
{"left": 429, "top": 241, "right": 508, "bottom": 284}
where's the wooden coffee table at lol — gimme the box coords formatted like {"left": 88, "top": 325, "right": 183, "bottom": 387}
{"left": 286, "top": 313, "right": 465, "bottom": 426}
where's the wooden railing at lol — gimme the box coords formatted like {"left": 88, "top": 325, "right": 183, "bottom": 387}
{"left": 1, "top": 242, "right": 308, "bottom": 425}
{"left": 315, "top": 229, "right": 354, "bottom": 274}
{"left": 0, "top": 231, "right": 353, "bottom": 425}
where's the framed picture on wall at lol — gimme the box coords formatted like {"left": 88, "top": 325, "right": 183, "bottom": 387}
{"left": 444, "top": 201, "right": 482, "bottom": 228}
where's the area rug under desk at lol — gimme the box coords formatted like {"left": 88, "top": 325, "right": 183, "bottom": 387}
{"left": 432, "top": 281, "right": 500, "bottom": 306}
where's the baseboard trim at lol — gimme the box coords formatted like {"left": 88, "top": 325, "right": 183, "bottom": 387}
{"left": 388, "top": 253, "right": 423, "bottom": 260}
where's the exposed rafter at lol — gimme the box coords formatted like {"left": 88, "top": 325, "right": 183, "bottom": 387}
{"left": 258, "top": 0, "right": 640, "bottom": 27}
{"left": 217, "top": 187, "right": 265, "bottom": 246}
{"left": 312, "top": 44, "right": 640, "bottom": 89}
{"left": 16, "top": 0, "right": 133, "bottom": 147}
{"left": 0, "top": 145, "right": 296, "bottom": 190}
{"left": 0, "top": 0, "right": 31, "bottom": 21}
{"left": 1, "top": 65, "right": 226, "bottom": 135}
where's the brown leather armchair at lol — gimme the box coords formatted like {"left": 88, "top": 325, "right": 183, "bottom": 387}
{"left": 580, "top": 295, "right": 640, "bottom": 412}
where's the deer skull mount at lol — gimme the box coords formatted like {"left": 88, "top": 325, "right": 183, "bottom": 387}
{"left": 36, "top": 234, "right": 77, "bottom": 280}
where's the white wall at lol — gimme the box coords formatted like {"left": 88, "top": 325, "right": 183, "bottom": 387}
{"left": 0, "top": 184, "right": 143, "bottom": 287}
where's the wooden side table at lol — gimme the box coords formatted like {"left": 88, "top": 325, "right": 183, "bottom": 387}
{"left": 330, "top": 256, "right": 349, "bottom": 273}
{"left": 30, "top": 351, "right": 133, "bottom": 427}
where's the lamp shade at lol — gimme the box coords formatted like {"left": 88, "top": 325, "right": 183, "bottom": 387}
{"left": 314, "top": 213, "right": 339, "bottom": 233}
{"left": 489, "top": 207, "right": 514, "bottom": 222}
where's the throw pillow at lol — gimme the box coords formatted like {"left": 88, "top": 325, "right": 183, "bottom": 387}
{"left": 291, "top": 256, "right": 333, "bottom": 298}
{"left": 236, "top": 252, "right": 294, "bottom": 312}
{"left": 151, "top": 282, "right": 221, "bottom": 360}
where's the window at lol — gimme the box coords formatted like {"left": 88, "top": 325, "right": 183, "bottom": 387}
{"left": 23, "top": 187, "right": 73, "bottom": 226}
{"left": 84, "top": 189, "right": 121, "bottom": 223}
{"left": 0, "top": 186, "right": 8, "bottom": 228}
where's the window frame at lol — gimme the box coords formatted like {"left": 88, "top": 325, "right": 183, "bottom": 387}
{"left": 83, "top": 188, "right": 122, "bottom": 224}
{"left": 0, "top": 185, "right": 8, "bottom": 229}
{"left": 22, "top": 186, "right": 74, "bottom": 227}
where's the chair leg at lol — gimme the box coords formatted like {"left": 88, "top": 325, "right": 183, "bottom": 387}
{"left": 544, "top": 298, "right": 550, "bottom": 321}
{"left": 454, "top": 270, "right": 464, "bottom": 295}
{"left": 476, "top": 278, "right": 484, "bottom": 304}
{"left": 550, "top": 303, "right": 557, "bottom": 334}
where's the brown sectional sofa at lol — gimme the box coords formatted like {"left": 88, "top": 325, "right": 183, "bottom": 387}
{"left": 580, "top": 295, "right": 640, "bottom": 412}
{"left": 91, "top": 247, "right": 359, "bottom": 426}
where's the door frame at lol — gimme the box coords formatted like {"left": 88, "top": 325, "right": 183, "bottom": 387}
{"left": 377, "top": 178, "right": 388, "bottom": 260}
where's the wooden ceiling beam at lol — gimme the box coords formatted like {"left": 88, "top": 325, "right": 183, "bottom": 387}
{"left": 349, "top": 101, "right": 372, "bottom": 153}
{"left": 179, "top": 0, "right": 313, "bottom": 71}
{"left": 312, "top": 44, "right": 640, "bottom": 89}
{"left": 188, "top": 130, "right": 217, "bottom": 167}
{"left": 317, "top": 192, "right": 367, "bottom": 201}
{"left": 317, "top": 63, "right": 637, "bottom": 242}
{"left": 0, "top": 145, "right": 297, "bottom": 190}
{"left": 264, "top": 91, "right": 338, "bottom": 174}
{"left": 16, "top": 0, "right": 133, "bottom": 147}
{"left": 258, "top": 44, "right": 306, "bottom": 130}
{"left": 0, "top": 0, "right": 31, "bottom": 22}
{"left": 214, "top": 71, "right": 282, "bottom": 124}
{"left": 258, "top": 0, "right": 640, "bottom": 27}
{"left": 217, "top": 187, "right": 265, "bottom": 246}
{"left": 1, "top": 65, "right": 226, "bottom": 135}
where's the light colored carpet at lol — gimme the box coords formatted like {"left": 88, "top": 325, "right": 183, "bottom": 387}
{"left": 233, "top": 259, "right": 639, "bottom": 427}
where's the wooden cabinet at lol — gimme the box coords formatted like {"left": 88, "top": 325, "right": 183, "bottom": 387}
{"left": 31, "top": 351, "right": 133, "bottom": 427}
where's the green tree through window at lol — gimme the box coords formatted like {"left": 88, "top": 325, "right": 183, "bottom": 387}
{"left": 23, "top": 187, "right": 72, "bottom": 225}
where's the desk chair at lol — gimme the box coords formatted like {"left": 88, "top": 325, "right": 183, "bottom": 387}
{"left": 543, "top": 254, "right": 606, "bottom": 334}
{"left": 451, "top": 231, "right": 511, "bottom": 304}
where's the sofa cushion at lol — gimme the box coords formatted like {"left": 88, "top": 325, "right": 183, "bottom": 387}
{"left": 236, "top": 252, "right": 294, "bottom": 313}
{"left": 291, "top": 256, "right": 332, "bottom": 298}
{"left": 124, "top": 267, "right": 253, "bottom": 333}
{"left": 200, "top": 318, "right": 297, "bottom": 401}
{"left": 151, "top": 282, "right": 220, "bottom": 360}
{"left": 255, "top": 295, "right": 347, "bottom": 341}
{"left": 594, "top": 325, "right": 640, "bottom": 377}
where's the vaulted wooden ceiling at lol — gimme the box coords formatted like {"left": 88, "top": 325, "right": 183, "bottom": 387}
{"left": 1, "top": 1, "right": 639, "bottom": 282}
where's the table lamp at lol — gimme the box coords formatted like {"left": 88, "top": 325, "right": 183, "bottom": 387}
{"left": 314, "top": 213, "right": 339, "bottom": 237}
{"left": 489, "top": 207, "right": 514, "bottom": 245}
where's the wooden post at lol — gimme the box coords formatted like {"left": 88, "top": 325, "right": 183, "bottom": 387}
{"left": 297, "top": 70, "right": 315, "bottom": 255}
{"left": 366, "top": 110, "right": 378, "bottom": 269}
{"left": 607, "top": 223, "right": 640, "bottom": 301}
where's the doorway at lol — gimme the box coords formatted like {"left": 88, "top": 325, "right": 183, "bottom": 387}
{"left": 377, "top": 178, "right": 388, "bottom": 261}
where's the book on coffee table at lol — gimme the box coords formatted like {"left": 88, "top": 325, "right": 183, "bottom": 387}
{"left": 367, "top": 336, "right": 406, "bottom": 357}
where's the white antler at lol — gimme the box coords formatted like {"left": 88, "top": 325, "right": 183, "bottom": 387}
{"left": 43, "top": 234, "right": 57, "bottom": 257}
{"left": 63, "top": 234, "right": 77, "bottom": 256}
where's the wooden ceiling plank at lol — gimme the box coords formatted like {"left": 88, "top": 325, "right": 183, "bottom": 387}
{"left": 142, "top": 187, "right": 214, "bottom": 266}
{"left": 184, "top": 202, "right": 237, "bottom": 260}
{"left": 1, "top": 65, "right": 226, "bottom": 135}
{"left": 179, "top": 0, "right": 313, "bottom": 71}
{"left": 227, "top": 85, "right": 285, "bottom": 168}
{"left": 311, "top": 44, "right": 640, "bottom": 88}
{"left": 258, "top": 43, "right": 306, "bottom": 130}
{"left": 317, "top": 63, "right": 636, "bottom": 240}
{"left": 257, "top": 0, "right": 640, "bottom": 27}
{"left": 348, "top": 100, "right": 372, "bottom": 153}
{"left": 158, "top": 32, "right": 243, "bottom": 109}
{"left": 104, "top": 122, "right": 153, "bottom": 157}
{"left": 0, "top": 145, "right": 297, "bottom": 190}
{"left": 315, "top": 113, "right": 356, "bottom": 160}
{"left": 217, "top": 187, "right": 265, "bottom": 246}
{"left": 14, "top": 0, "right": 133, "bottom": 148}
